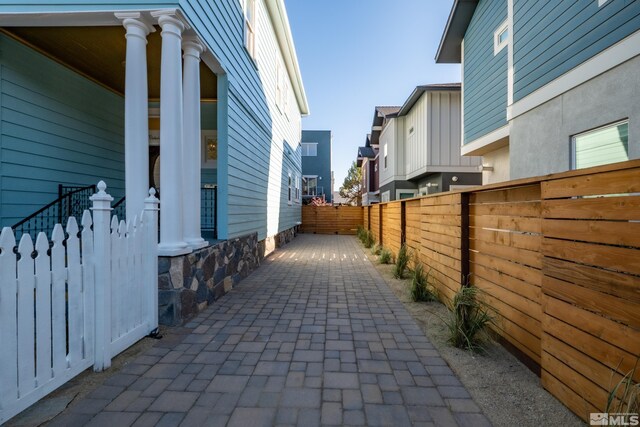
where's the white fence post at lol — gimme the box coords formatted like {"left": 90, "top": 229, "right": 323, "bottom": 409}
{"left": 144, "top": 188, "right": 160, "bottom": 332}
{"left": 91, "top": 181, "right": 113, "bottom": 371}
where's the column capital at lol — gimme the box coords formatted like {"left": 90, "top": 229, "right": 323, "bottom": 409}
{"left": 115, "top": 12, "right": 155, "bottom": 37}
{"left": 151, "top": 9, "right": 190, "bottom": 34}
{"left": 182, "top": 37, "right": 206, "bottom": 60}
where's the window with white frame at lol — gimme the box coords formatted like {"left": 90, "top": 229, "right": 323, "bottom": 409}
{"left": 301, "top": 143, "right": 317, "bottom": 156}
{"left": 383, "top": 143, "right": 388, "bottom": 169}
{"left": 288, "top": 173, "right": 292, "bottom": 204}
{"left": 494, "top": 20, "right": 508, "bottom": 55}
{"left": 571, "top": 120, "right": 629, "bottom": 170}
{"left": 242, "top": 0, "right": 256, "bottom": 60}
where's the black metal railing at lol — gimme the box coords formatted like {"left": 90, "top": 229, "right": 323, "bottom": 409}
{"left": 201, "top": 185, "right": 217, "bottom": 239}
{"left": 11, "top": 184, "right": 96, "bottom": 240}
{"left": 112, "top": 197, "right": 126, "bottom": 220}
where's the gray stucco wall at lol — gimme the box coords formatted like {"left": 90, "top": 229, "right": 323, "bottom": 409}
{"left": 510, "top": 54, "right": 640, "bottom": 179}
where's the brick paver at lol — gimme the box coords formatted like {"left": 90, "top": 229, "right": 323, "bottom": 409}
{"left": 49, "top": 235, "right": 491, "bottom": 426}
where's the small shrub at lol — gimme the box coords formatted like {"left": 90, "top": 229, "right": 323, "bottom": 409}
{"left": 606, "top": 361, "right": 640, "bottom": 415}
{"left": 371, "top": 244, "right": 382, "bottom": 255}
{"left": 357, "top": 226, "right": 368, "bottom": 243}
{"left": 393, "top": 244, "right": 410, "bottom": 279}
{"left": 364, "top": 230, "right": 375, "bottom": 248}
{"left": 410, "top": 263, "right": 437, "bottom": 302}
{"left": 379, "top": 248, "right": 392, "bottom": 264}
{"left": 443, "top": 281, "right": 495, "bottom": 352}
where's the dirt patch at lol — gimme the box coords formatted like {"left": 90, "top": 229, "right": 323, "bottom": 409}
{"left": 363, "top": 249, "right": 584, "bottom": 427}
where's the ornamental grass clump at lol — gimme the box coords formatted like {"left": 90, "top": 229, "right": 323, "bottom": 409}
{"left": 444, "top": 281, "right": 495, "bottom": 352}
{"left": 356, "top": 226, "right": 367, "bottom": 243}
{"left": 393, "top": 244, "right": 410, "bottom": 279}
{"left": 371, "top": 244, "right": 382, "bottom": 255}
{"left": 379, "top": 248, "right": 392, "bottom": 264}
{"left": 410, "top": 263, "right": 437, "bottom": 302}
{"left": 363, "top": 230, "right": 375, "bottom": 248}
{"left": 606, "top": 361, "right": 640, "bottom": 416}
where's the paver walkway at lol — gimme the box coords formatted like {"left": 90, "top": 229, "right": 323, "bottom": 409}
{"left": 49, "top": 235, "right": 490, "bottom": 427}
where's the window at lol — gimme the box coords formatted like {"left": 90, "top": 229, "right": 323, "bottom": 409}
{"left": 288, "top": 173, "right": 292, "bottom": 204}
{"left": 301, "top": 143, "right": 317, "bottom": 156}
{"left": 383, "top": 143, "right": 388, "bottom": 169}
{"left": 494, "top": 20, "right": 508, "bottom": 55}
{"left": 572, "top": 120, "right": 629, "bottom": 169}
{"left": 303, "top": 176, "right": 318, "bottom": 196}
{"left": 243, "top": 0, "right": 256, "bottom": 60}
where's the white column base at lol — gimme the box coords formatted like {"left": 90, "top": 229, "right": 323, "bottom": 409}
{"left": 157, "top": 242, "right": 192, "bottom": 257}
{"left": 185, "top": 238, "right": 209, "bottom": 251}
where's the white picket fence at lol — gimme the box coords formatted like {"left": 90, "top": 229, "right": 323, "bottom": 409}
{"left": 0, "top": 182, "right": 159, "bottom": 423}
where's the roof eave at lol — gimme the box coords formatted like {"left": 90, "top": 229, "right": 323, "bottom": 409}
{"left": 435, "top": 0, "right": 478, "bottom": 64}
{"left": 265, "top": 0, "right": 310, "bottom": 115}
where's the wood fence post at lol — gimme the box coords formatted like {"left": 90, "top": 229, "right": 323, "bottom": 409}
{"left": 460, "top": 192, "right": 470, "bottom": 286}
{"left": 90, "top": 181, "right": 113, "bottom": 371}
{"left": 144, "top": 188, "right": 160, "bottom": 333}
{"left": 401, "top": 201, "right": 406, "bottom": 246}
{"left": 378, "top": 204, "right": 383, "bottom": 246}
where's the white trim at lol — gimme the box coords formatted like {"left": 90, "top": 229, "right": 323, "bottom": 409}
{"left": 598, "top": 0, "right": 609, "bottom": 7}
{"left": 461, "top": 125, "right": 510, "bottom": 156}
{"left": 461, "top": 39, "right": 465, "bottom": 149}
{"left": 396, "top": 189, "right": 418, "bottom": 200}
{"left": 508, "top": 30, "right": 640, "bottom": 121}
{"left": 507, "top": 0, "right": 514, "bottom": 106}
{"left": 493, "top": 20, "right": 508, "bottom": 56}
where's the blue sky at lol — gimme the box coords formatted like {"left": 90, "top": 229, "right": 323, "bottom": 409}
{"left": 285, "top": 0, "right": 460, "bottom": 190}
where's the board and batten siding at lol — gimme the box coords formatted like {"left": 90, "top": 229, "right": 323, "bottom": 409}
{"left": 463, "top": 0, "right": 508, "bottom": 145}
{"left": 0, "top": 33, "right": 125, "bottom": 228}
{"left": 404, "top": 91, "right": 475, "bottom": 181}
{"left": 378, "top": 119, "right": 397, "bottom": 187}
{"left": 513, "top": 0, "right": 640, "bottom": 102}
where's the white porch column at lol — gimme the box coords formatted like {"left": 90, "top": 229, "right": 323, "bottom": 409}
{"left": 116, "top": 13, "right": 154, "bottom": 220}
{"left": 182, "top": 38, "right": 208, "bottom": 250}
{"left": 154, "top": 12, "right": 190, "bottom": 256}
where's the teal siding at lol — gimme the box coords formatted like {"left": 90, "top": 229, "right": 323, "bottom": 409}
{"left": 463, "top": 0, "right": 508, "bottom": 144}
{"left": 0, "top": 0, "right": 302, "bottom": 241}
{"left": 0, "top": 34, "right": 124, "bottom": 228}
{"left": 301, "top": 130, "right": 332, "bottom": 203}
{"left": 514, "top": 0, "right": 640, "bottom": 101}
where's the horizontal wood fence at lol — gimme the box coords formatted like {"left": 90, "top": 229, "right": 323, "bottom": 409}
{"left": 300, "top": 206, "right": 363, "bottom": 234}
{"left": 0, "top": 182, "right": 159, "bottom": 423}
{"left": 359, "top": 160, "right": 640, "bottom": 422}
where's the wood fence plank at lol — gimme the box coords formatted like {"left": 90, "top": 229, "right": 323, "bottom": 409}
{"left": 470, "top": 239, "right": 542, "bottom": 269}
{"left": 470, "top": 215, "right": 541, "bottom": 233}
{"left": 66, "top": 218, "right": 82, "bottom": 366}
{"left": 17, "top": 234, "right": 36, "bottom": 397}
{"left": 542, "top": 238, "right": 640, "bottom": 276}
{"left": 470, "top": 201, "right": 541, "bottom": 218}
{"left": 50, "top": 225, "right": 67, "bottom": 378}
{"left": 541, "top": 167, "right": 640, "bottom": 199}
{"left": 81, "top": 211, "right": 95, "bottom": 362}
{"left": 542, "top": 196, "right": 640, "bottom": 220}
{"left": 471, "top": 184, "right": 541, "bottom": 204}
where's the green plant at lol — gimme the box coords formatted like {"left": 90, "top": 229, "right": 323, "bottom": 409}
{"left": 443, "top": 281, "right": 495, "bottom": 352}
{"left": 371, "top": 244, "right": 382, "bottom": 255}
{"left": 393, "top": 244, "right": 410, "bottom": 279}
{"left": 363, "top": 230, "right": 375, "bottom": 248}
{"left": 379, "top": 248, "right": 392, "bottom": 264}
{"left": 356, "top": 226, "right": 366, "bottom": 243}
{"left": 410, "top": 263, "right": 437, "bottom": 302}
{"left": 606, "top": 361, "right": 640, "bottom": 415}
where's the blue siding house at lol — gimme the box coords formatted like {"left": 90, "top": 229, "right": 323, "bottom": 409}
{"left": 0, "top": 0, "right": 309, "bottom": 252}
{"left": 437, "top": 0, "right": 640, "bottom": 183}
{"left": 301, "top": 130, "right": 332, "bottom": 204}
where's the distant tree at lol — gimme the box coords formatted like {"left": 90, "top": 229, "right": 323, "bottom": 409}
{"left": 339, "top": 161, "right": 363, "bottom": 206}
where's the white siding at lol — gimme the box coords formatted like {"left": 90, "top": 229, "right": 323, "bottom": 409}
{"left": 379, "top": 119, "right": 396, "bottom": 187}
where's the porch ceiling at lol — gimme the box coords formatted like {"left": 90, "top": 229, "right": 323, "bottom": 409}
{"left": 5, "top": 26, "right": 217, "bottom": 100}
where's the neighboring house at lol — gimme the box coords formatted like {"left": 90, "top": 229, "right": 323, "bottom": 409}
{"left": 378, "top": 84, "right": 481, "bottom": 202}
{"left": 301, "top": 130, "right": 332, "bottom": 204}
{"left": 0, "top": 0, "right": 308, "bottom": 252}
{"left": 436, "top": 0, "right": 639, "bottom": 184}
{"left": 357, "top": 134, "right": 379, "bottom": 206}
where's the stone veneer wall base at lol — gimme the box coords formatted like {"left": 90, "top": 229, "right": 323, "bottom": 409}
{"left": 158, "top": 225, "right": 299, "bottom": 325}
